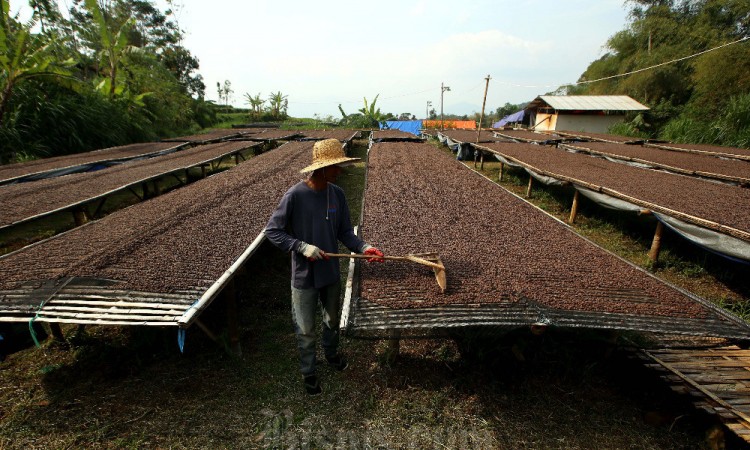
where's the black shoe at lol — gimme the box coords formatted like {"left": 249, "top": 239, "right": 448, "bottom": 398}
{"left": 326, "top": 354, "right": 349, "bottom": 371}
{"left": 303, "top": 374, "right": 322, "bottom": 396}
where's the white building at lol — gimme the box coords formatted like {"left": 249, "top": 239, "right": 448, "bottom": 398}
{"left": 526, "top": 95, "right": 649, "bottom": 133}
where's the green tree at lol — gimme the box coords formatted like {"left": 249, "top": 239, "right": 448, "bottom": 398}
{"left": 0, "top": 0, "right": 74, "bottom": 135}
{"left": 573, "top": 0, "right": 750, "bottom": 141}
{"left": 244, "top": 92, "right": 264, "bottom": 118}
{"left": 268, "top": 91, "right": 287, "bottom": 118}
{"left": 83, "top": 0, "right": 138, "bottom": 97}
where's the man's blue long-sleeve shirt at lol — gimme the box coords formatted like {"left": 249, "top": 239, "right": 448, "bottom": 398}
{"left": 264, "top": 181, "right": 366, "bottom": 289}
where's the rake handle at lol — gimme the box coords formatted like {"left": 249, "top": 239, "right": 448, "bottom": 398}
{"left": 326, "top": 253, "right": 444, "bottom": 270}
{"left": 326, "top": 253, "right": 407, "bottom": 261}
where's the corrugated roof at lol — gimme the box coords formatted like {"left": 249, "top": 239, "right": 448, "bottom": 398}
{"left": 537, "top": 95, "right": 649, "bottom": 111}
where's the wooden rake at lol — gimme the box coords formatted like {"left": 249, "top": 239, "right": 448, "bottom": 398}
{"left": 326, "top": 251, "right": 447, "bottom": 293}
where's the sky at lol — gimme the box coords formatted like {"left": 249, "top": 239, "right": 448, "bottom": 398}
{"left": 15, "top": 0, "right": 632, "bottom": 119}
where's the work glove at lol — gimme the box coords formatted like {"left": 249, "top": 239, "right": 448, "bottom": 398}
{"left": 299, "top": 243, "right": 328, "bottom": 261}
{"left": 362, "top": 245, "right": 384, "bottom": 263}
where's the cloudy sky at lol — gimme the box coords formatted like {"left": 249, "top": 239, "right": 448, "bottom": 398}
{"left": 17, "top": 0, "right": 632, "bottom": 118}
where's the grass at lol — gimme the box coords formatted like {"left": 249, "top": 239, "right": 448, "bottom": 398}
{"left": 0, "top": 138, "right": 745, "bottom": 449}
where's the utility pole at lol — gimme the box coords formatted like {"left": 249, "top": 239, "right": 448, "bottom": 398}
{"left": 476, "top": 74, "right": 491, "bottom": 143}
{"left": 426, "top": 101, "right": 432, "bottom": 120}
{"left": 440, "top": 82, "right": 451, "bottom": 131}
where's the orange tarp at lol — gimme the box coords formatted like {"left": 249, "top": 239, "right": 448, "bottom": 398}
{"left": 422, "top": 120, "right": 477, "bottom": 130}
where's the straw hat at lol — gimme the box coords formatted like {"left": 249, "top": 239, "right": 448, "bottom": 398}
{"left": 300, "top": 139, "right": 361, "bottom": 173}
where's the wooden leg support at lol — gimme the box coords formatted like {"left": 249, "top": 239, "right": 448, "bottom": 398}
{"left": 526, "top": 175, "right": 533, "bottom": 198}
{"left": 226, "top": 280, "right": 241, "bottom": 356}
{"left": 568, "top": 190, "right": 580, "bottom": 224}
{"left": 72, "top": 207, "right": 90, "bottom": 226}
{"left": 49, "top": 323, "right": 65, "bottom": 342}
{"left": 386, "top": 329, "right": 401, "bottom": 364}
{"left": 479, "top": 152, "right": 485, "bottom": 170}
{"left": 498, "top": 163, "right": 504, "bottom": 182}
{"left": 648, "top": 221, "right": 665, "bottom": 264}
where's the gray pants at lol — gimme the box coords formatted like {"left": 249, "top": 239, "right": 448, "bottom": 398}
{"left": 291, "top": 282, "right": 342, "bottom": 376}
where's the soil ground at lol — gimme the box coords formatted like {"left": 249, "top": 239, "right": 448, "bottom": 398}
{"left": 0, "top": 137, "right": 747, "bottom": 449}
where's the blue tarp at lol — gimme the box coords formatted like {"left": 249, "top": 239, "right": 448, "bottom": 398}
{"left": 493, "top": 110, "right": 525, "bottom": 128}
{"left": 380, "top": 120, "right": 423, "bottom": 136}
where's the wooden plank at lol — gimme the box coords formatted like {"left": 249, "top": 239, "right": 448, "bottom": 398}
{"left": 663, "top": 360, "right": 750, "bottom": 368}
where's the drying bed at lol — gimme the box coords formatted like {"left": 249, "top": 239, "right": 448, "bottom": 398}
{"left": 0, "top": 141, "right": 314, "bottom": 326}
{"left": 241, "top": 130, "right": 303, "bottom": 141}
{"left": 494, "top": 129, "right": 562, "bottom": 143}
{"left": 161, "top": 129, "right": 244, "bottom": 143}
{"left": 476, "top": 142, "right": 750, "bottom": 240}
{"left": 552, "top": 131, "right": 643, "bottom": 144}
{"left": 440, "top": 130, "right": 512, "bottom": 143}
{"left": 0, "top": 142, "right": 184, "bottom": 185}
{"left": 296, "top": 130, "right": 361, "bottom": 142}
{"left": 371, "top": 130, "right": 423, "bottom": 140}
{"left": 561, "top": 141, "right": 750, "bottom": 185}
{"left": 0, "top": 141, "right": 260, "bottom": 230}
{"left": 344, "top": 141, "right": 750, "bottom": 340}
{"left": 645, "top": 142, "right": 750, "bottom": 161}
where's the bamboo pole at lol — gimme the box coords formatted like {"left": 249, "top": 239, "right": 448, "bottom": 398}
{"left": 648, "top": 221, "right": 665, "bottom": 263}
{"left": 645, "top": 142, "right": 750, "bottom": 162}
{"left": 569, "top": 190, "right": 580, "bottom": 224}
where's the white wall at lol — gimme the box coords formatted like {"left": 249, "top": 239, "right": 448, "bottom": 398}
{"left": 551, "top": 114, "right": 625, "bottom": 133}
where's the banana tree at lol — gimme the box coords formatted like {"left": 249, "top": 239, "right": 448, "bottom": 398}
{"left": 84, "top": 0, "right": 135, "bottom": 97}
{"left": 359, "top": 94, "right": 385, "bottom": 125}
{"left": 268, "top": 91, "right": 287, "bottom": 119}
{"left": 244, "top": 92, "right": 264, "bottom": 118}
{"left": 0, "top": 0, "right": 75, "bottom": 125}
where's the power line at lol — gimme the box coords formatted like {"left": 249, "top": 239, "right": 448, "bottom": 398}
{"left": 490, "top": 36, "right": 750, "bottom": 90}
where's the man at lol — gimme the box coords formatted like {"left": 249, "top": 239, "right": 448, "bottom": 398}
{"left": 265, "top": 139, "right": 383, "bottom": 396}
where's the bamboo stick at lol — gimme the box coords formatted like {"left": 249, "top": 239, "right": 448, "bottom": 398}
{"left": 31, "top": 318, "right": 178, "bottom": 326}
{"left": 49, "top": 299, "right": 192, "bottom": 308}
{"left": 44, "top": 305, "right": 184, "bottom": 314}
{"left": 36, "top": 311, "right": 177, "bottom": 321}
